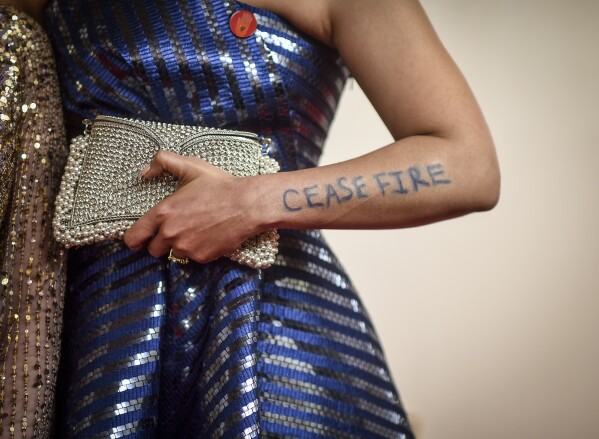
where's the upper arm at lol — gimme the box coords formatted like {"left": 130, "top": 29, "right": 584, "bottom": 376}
{"left": 327, "top": 0, "right": 491, "bottom": 145}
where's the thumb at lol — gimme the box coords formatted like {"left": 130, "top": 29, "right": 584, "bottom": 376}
{"left": 141, "top": 150, "right": 193, "bottom": 181}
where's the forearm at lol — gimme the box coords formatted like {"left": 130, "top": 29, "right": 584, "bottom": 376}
{"left": 249, "top": 134, "right": 500, "bottom": 232}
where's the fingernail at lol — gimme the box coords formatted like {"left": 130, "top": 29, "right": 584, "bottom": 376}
{"left": 126, "top": 239, "right": 142, "bottom": 252}
{"left": 139, "top": 164, "right": 151, "bottom": 177}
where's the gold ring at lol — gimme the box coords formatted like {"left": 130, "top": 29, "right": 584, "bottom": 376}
{"left": 168, "top": 249, "right": 189, "bottom": 265}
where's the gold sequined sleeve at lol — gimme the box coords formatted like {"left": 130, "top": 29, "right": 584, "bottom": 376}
{"left": 0, "top": 6, "right": 68, "bottom": 438}
{"left": 0, "top": 12, "right": 21, "bottom": 220}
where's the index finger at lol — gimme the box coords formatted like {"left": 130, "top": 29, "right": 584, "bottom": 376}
{"left": 143, "top": 150, "right": 192, "bottom": 180}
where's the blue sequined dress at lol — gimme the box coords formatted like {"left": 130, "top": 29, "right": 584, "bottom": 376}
{"left": 46, "top": 1, "right": 415, "bottom": 437}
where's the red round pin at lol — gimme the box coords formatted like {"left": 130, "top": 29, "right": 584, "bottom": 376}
{"left": 229, "top": 10, "right": 258, "bottom": 38}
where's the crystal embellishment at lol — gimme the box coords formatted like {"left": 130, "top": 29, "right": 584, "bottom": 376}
{"left": 53, "top": 115, "right": 280, "bottom": 269}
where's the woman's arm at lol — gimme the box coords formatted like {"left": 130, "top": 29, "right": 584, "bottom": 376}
{"left": 1, "top": 5, "right": 67, "bottom": 437}
{"left": 124, "top": 0, "right": 500, "bottom": 262}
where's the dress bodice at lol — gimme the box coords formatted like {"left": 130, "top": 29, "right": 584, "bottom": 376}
{"left": 46, "top": 0, "right": 349, "bottom": 171}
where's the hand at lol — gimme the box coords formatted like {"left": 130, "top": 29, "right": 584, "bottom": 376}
{"left": 123, "top": 150, "right": 260, "bottom": 263}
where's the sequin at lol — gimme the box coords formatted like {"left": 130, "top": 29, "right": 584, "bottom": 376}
{"left": 44, "top": 0, "right": 415, "bottom": 437}
{"left": 0, "top": 6, "right": 67, "bottom": 438}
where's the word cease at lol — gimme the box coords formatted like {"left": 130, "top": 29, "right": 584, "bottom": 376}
{"left": 282, "top": 163, "right": 451, "bottom": 212}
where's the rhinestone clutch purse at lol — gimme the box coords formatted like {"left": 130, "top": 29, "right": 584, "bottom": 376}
{"left": 53, "top": 115, "right": 281, "bottom": 269}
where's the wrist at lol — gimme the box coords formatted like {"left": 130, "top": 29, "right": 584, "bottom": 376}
{"left": 241, "top": 173, "right": 282, "bottom": 234}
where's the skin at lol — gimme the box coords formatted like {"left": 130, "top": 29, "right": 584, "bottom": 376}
{"left": 3, "top": 0, "right": 501, "bottom": 263}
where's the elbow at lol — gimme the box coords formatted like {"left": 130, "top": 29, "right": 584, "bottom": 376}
{"left": 478, "top": 170, "right": 500, "bottom": 212}
{"left": 470, "top": 152, "right": 501, "bottom": 213}
{"left": 448, "top": 133, "right": 500, "bottom": 214}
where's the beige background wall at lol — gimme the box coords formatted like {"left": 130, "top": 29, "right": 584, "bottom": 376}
{"left": 320, "top": 1, "right": 599, "bottom": 438}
